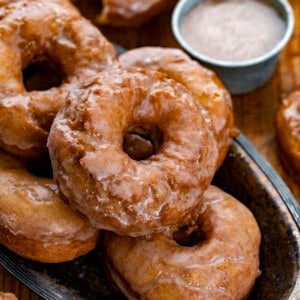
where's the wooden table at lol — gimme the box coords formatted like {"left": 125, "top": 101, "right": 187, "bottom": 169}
{"left": 1, "top": 0, "right": 299, "bottom": 298}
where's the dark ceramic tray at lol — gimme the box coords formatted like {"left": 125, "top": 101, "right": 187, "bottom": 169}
{"left": 1, "top": 133, "right": 300, "bottom": 300}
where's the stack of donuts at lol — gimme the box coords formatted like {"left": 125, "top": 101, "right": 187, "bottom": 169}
{"left": 0, "top": 0, "right": 118, "bottom": 263}
{"left": 0, "top": 0, "right": 261, "bottom": 299}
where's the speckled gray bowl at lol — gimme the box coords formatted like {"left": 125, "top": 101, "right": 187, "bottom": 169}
{"left": 172, "top": 0, "right": 295, "bottom": 94}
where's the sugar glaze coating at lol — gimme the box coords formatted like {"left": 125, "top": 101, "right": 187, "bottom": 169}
{"left": 120, "top": 47, "right": 237, "bottom": 168}
{"left": 97, "top": 0, "right": 178, "bottom": 27}
{"left": 0, "top": 149, "right": 100, "bottom": 263}
{"left": 0, "top": 0, "right": 117, "bottom": 161}
{"left": 48, "top": 67, "right": 218, "bottom": 236}
{"left": 104, "top": 185, "right": 261, "bottom": 299}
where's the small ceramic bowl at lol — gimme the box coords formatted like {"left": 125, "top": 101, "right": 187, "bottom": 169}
{"left": 171, "top": 0, "right": 295, "bottom": 94}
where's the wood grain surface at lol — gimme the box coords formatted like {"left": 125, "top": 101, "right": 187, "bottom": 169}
{"left": 0, "top": 0, "right": 299, "bottom": 298}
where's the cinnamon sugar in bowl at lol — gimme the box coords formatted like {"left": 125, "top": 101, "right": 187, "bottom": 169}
{"left": 172, "top": 0, "right": 294, "bottom": 94}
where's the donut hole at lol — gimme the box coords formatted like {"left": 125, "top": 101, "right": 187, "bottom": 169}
{"left": 173, "top": 221, "right": 210, "bottom": 247}
{"left": 27, "top": 155, "right": 53, "bottom": 179}
{"left": 23, "top": 57, "right": 64, "bottom": 91}
{"left": 123, "top": 125, "right": 163, "bottom": 160}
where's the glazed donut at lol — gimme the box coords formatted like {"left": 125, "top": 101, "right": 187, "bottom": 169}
{"left": 120, "top": 47, "right": 237, "bottom": 168}
{"left": 0, "top": 292, "right": 17, "bottom": 300}
{"left": 48, "top": 67, "right": 218, "bottom": 236}
{"left": 104, "top": 185, "right": 261, "bottom": 300}
{"left": 97, "top": 0, "right": 178, "bottom": 27}
{"left": 275, "top": 89, "right": 300, "bottom": 178}
{"left": 0, "top": 0, "right": 117, "bottom": 161}
{"left": 0, "top": 149, "right": 100, "bottom": 263}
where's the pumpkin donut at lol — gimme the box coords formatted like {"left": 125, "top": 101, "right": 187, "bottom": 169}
{"left": 0, "top": 292, "right": 17, "bottom": 300}
{"left": 120, "top": 46, "right": 237, "bottom": 168}
{"left": 275, "top": 89, "right": 300, "bottom": 178}
{"left": 97, "top": 0, "right": 178, "bottom": 27}
{"left": 0, "top": 0, "right": 117, "bottom": 161}
{"left": 48, "top": 67, "right": 218, "bottom": 236}
{"left": 104, "top": 185, "right": 261, "bottom": 300}
{"left": 0, "top": 149, "right": 100, "bottom": 263}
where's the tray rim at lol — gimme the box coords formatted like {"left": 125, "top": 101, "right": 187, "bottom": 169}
{"left": 235, "top": 134, "right": 300, "bottom": 227}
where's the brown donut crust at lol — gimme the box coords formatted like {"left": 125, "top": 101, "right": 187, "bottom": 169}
{"left": 48, "top": 67, "right": 218, "bottom": 236}
{"left": 104, "top": 185, "right": 261, "bottom": 300}
{"left": 0, "top": 292, "right": 17, "bottom": 300}
{"left": 119, "top": 47, "right": 237, "bottom": 168}
{"left": 0, "top": 0, "right": 117, "bottom": 161}
{"left": 0, "top": 149, "right": 100, "bottom": 263}
{"left": 275, "top": 89, "right": 300, "bottom": 177}
{"left": 97, "top": 0, "right": 178, "bottom": 27}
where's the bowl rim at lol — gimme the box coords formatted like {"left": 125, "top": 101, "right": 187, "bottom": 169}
{"left": 171, "top": 0, "right": 295, "bottom": 68}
